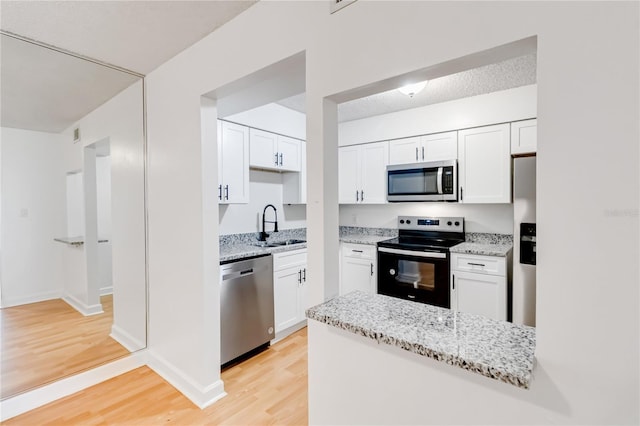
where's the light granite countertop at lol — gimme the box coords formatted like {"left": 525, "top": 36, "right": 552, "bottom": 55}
{"left": 219, "top": 241, "right": 307, "bottom": 263}
{"left": 340, "top": 234, "right": 395, "bottom": 245}
{"left": 306, "top": 291, "right": 536, "bottom": 389}
{"left": 339, "top": 226, "right": 397, "bottom": 246}
{"left": 450, "top": 242, "right": 513, "bottom": 257}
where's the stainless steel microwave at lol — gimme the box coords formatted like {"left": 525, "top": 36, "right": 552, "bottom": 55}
{"left": 387, "top": 160, "right": 457, "bottom": 202}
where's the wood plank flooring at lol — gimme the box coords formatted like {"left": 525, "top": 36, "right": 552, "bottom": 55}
{"left": 1, "top": 295, "right": 130, "bottom": 398}
{"left": 4, "top": 327, "right": 309, "bottom": 425}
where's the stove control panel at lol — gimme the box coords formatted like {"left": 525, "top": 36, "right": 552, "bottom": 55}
{"left": 397, "top": 216, "right": 464, "bottom": 232}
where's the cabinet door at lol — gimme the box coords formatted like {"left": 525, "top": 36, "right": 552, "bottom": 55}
{"left": 220, "top": 121, "right": 250, "bottom": 204}
{"left": 389, "top": 136, "right": 421, "bottom": 164}
{"left": 217, "top": 121, "right": 223, "bottom": 203}
{"left": 339, "top": 145, "right": 361, "bottom": 203}
{"left": 458, "top": 124, "right": 511, "bottom": 204}
{"left": 340, "top": 256, "right": 375, "bottom": 295}
{"left": 249, "top": 128, "right": 279, "bottom": 170}
{"left": 421, "top": 131, "right": 457, "bottom": 161}
{"left": 452, "top": 271, "right": 507, "bottom": 321}
{"left": 278, "top": 135, "right": 301, "bottom": 172}
{"left": 297, "top": 266, "right": 309, "bottom": 324}
{"left": 511, "top": 119, "right": 537, "bottom": 155}
{"left": 282, "top": 141, "right": 306, "bottom": 204}
{"left": 274, "top": 266, "right": 302, "bottom": 333}
{"left": 361, "top": 141, "right": 389, "bottom": 204}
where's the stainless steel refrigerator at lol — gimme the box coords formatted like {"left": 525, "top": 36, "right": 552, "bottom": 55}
{"left": 513, "top": 156, "right": 536, "bottom": 327}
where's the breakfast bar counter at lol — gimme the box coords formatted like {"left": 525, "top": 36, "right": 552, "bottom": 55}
{"left": 306, "top": 291, "right": 536, "bottom": 389}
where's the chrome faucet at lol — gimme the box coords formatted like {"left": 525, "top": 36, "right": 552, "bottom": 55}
{"left": 259, "top": 204, "right": 278, "bottom": 241}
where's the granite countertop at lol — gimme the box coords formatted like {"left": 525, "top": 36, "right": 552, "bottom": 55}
{"left": 219, "top": 241, "right": 307, "bottom": 263}
{"left": 450, "top": 232, "right": 514, "bottom": 256}
{"left": 450, "top": 242, "right": 513, "bottom": 257}
{"left": 306, "top": 291, "right": 536, "bottom": 389}
{"left": 339, "top": 226, "right": 397, "bottom": 246}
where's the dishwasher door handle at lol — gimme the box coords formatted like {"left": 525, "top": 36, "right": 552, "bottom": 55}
{"left": 222, "top": 268, "right": 255, "bottom": 281}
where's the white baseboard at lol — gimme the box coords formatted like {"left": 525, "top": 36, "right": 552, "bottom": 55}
{"left": 99, "top": 286, "right": 113, "bottom": 296}
{"left": 62, "top": 294, "right": 103, "bottom": 316}
{"left": 110, "top": 324, "right": 145, "bottom": 352}
{"left": 272, "top": 319, "right": 307, "bottom": 344}
{"left": 147, "top": 349, "right": 226, "bottom": 409}
{"left": 0, "top": 351, "right": 147, "bottom": 421}
{"left": 1, "top": 291, "right": 61, "bottom": 308}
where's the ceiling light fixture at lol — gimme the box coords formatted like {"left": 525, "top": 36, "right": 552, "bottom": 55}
{"left": 398, "top": 81, "right": 427, "bottom": 98}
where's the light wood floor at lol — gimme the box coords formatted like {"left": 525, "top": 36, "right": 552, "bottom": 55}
{"left": 4, "top": 327, "right": 309, "bottom": 425}
{"left": 1, "top": 295, "right": 130, "bottom": 398}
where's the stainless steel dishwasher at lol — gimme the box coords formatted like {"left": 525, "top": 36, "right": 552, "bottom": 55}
{"left": 220, "top": 254, "right": 274, "bottom": 365}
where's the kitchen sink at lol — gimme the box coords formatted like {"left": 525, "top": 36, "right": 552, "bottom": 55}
{"left": 251, "top": 239, "right": 306, "bottom": 248}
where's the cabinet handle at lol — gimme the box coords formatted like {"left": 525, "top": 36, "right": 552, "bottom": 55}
{"left": 279, "top": 153, "right": 283, "bottom": 166}
{"left": 298, "top": 269, "right": 302, "bottom": 284}
{"left": 303, "top": 268, "right": 306, "bottom": 282}
{"left": 275, "top": 152, "right": 279, "bottom": 166}
{"left": 422, "top": 146, "right": 425, "bottom": 160}
{"left": 415, "top": 147, "right": 418, "bottom": 161}
{"left": 356, "top": 190, "right": 359, "bottom": 202}
{"left": 351, "top": 249, "right": 363, "bottom": 253}
{"left": 452, "top": 274, "right": 455, "bottom": 290}
{"left": 370, "top": 263, "right": 374, "bottom": 276}
{"left": 468, "top": 262, "right": 486, "bottom": 267}
{"left": 460, "top": 187, "right": 463, "bottom": 201}
{"left": 224, "top": 185, "right": 229, "bottom": 200}
{"left": 361, "top": 190, "right": 364, "bottom": 202}
{"left": 218, "top": 185, "right": 222, "bottom": 200}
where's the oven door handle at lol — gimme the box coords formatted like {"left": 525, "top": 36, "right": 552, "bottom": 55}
{"left": 378, "top": 247, "right": 446, "bottom": 259}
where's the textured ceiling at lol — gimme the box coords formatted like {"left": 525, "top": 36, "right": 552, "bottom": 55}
{"left": 277, "top": 53, "right": 537, "bottom": 122}
{"left": 0, "top": 1, "right": 257, "bottom": 74}
{"left": 0, "top": 1, "right": 256, "bottom": 132}
{"left": 1, "top": 34, "right": 140, "bottom": 133}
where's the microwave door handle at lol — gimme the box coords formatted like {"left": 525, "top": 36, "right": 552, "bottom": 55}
{"left": 437, "top": 167, "right": 443, "bottom": 194}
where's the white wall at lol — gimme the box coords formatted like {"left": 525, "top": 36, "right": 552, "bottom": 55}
{"left": 62, "top": 81, "right": 145, "bottom": 346}
{"left": 224, "top": 103, "right": 306, "bottom": 140}
{"left": 339, "top": 84, "right": 536, "bottom": 146}
{"left": 145, "top": 1, "right": 638, "bottom": 422}
{"left": 340, "top": 203, "right": 513, "bottom": 234}
{"left": 219, "top": 170, "right": 306, "bottom": 235}
{"left": 0, "top": 128, "right": 66, "bottom": 307}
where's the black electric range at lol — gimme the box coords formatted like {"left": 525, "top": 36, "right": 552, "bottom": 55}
{"left": 377, "top": 216, "right": 464, "bottom": 308}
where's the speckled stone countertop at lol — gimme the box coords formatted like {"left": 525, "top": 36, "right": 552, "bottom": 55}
{"left": 306, "top": 291, "right": 536, "bottom": 389}
{"left": 219, "top": 229, "right": 307, "bottom": 263}
{"left": 339, "top": 226, "right": 397, "bottom": 245}
{"left": 450, "top": 232, "right": 513, "bottom": 257}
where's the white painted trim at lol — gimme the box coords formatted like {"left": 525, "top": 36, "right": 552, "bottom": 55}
{"left": 272, "top": 320, "right": 307, "bottom": 344}
{"left": 99, "top": 286, "right": 113, "bottom": 296}
{"left": 0, "top": 291, "right": 61, "bottom": 308}
{"left": 62, "top": 294, "right": 103, "bottom": 316}
{"left": 110, "top": 324, "right": 145, "bottom": 353}
{"left": 0, "top": 351, "right": 147, "bottom": 421}
{"left": 146, "top": 349, "right": 226, "bottom": 409}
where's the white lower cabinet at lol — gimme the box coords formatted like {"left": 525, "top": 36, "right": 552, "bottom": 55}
{"left": 340, "top": 243, "right": 377, "bottom": 295}
{"left": 451, "top": 253, "right": 509, "bottom": 321}
{"left": 273, "top": 249, "right": 308, "bottom": 336}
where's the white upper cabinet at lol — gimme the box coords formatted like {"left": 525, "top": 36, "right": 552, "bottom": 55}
{"left": 388, "top": 136, "right": 421, "bottom": 164}
{"left": 458, "top": 123, "right": 511, "bottom": 204}
{"left": 389, "top": 131, "right": 457, "bottom": 164}
{"left": 339, "top": 141, "right": 389, "bottom": 204}
{"left": 282, "top": 141, "right": 306, "bottom": 204}
{"left": 510, "top": 119, "right": 537, "bottom": 155}
{"left": 218, "top": 120, "right": 250, "bottom": 204}
{"left": 421, "top": 131, "right": 458, "bottom": 161}
{"left": 250, "top": 128, "right": 301, "bottom": 172}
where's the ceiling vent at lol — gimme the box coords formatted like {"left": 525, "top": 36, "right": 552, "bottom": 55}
{"left": 73, "top": 127, "right": 81, "bottom": 143}
{"left": 330, "top": 0, "right": 357, "bottom": 14}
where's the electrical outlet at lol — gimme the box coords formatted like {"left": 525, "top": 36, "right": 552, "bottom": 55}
{"left": 352, "top": 213, "right": 358, "bottom": 225}
{"left": 19, "top": 208, "right": 28, "bottom": 218}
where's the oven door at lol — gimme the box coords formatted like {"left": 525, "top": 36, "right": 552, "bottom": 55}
{"left": 377, "top": 247, "right": 450, "bottom": 308}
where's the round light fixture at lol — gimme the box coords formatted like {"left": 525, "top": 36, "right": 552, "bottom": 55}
{"left": 398, "top": 81, "right": 427, "bottom": 98}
